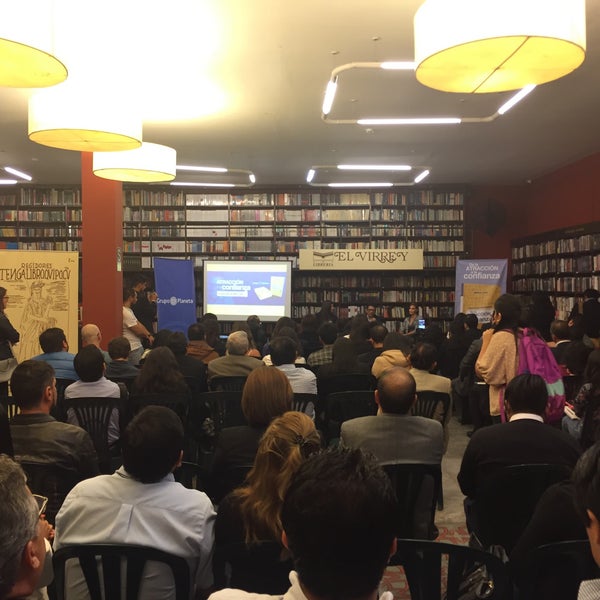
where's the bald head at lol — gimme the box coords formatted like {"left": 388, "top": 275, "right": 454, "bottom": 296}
{"left": 81, "top": 323, "right": 101, "bottom": 348}
{"left": 376, "top": 367, "right": 416, "bottom": 414}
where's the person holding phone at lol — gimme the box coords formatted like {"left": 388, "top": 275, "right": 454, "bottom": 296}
{"left": 401, "top": 303, "right": 421, "bottom": 336}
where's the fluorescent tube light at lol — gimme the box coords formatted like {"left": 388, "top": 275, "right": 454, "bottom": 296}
{"left": 414, "top": 169, "right": 430, "bottom": 183}
{"left": 249, "top": 173, "right": 256, "bottom": 183}
{"left": 338, "top": 164, "right": 411, "bottom": 171}
{"left": 328, "top": 182, "right": 393, "bottom": 188}
{"left": 0, "top": 179, "right": 17, "bottom": 185}
{"left": 4, "top": 166, "right": 32, "bottom": 181}
{"left": 306, "top": 169, "right": 316, "bottom": 183}
{"left": 380, "top": 61, "right": 415, "bottom": 70}
{"left": 357, "top": 117, "right": 461, "bottom": 125}
{"left": 497, "top": 84, "right": 537, "bottom": 115}
{"left": 322, "top": 78, "right": 338, "bottom": 115}
{"left": 176, "top": 165, "right": 228, "bottom": 173}
{"left": 170, "top": 182, "right": 236, "bottom": 187}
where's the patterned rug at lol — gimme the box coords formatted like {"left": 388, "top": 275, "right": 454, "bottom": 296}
{"left": 380, "top": 526, "right": 471, "bottom": 599}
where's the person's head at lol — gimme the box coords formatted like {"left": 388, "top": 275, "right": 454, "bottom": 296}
{"left": 226, "top": 330, "right": 249, "bottom": 356}
{"left": 366, "top": 305, "right": 376, "bottom": 318}
{"left": 300, "top": 314, "right": 318, "bottom": 334}
{"left": 492, "top": 293, "right": 521, "bottom": 332}
{"left": 247, "top": 315, "right": 261, "bottom": 329}
{"left": 73, "top": 345, "right": 104, "bottom": 382}
{"left": 318, "top": 322, "right": 338, "bottom": 346}
{"left": 409, "top": 342, "right": 437, "bottom": 372}
{"left": 80, "top": 323, "right": 101, "bottom": 348}
{"left": 123, "top": 286, "right": 136, "bottom": 305}
{"left": 375, "top": 367, "right": 417, "bottom": 414}
{"left": 39, "top": 327, "right": 67, "bottom": 354}
{"left": 349, "top": 315, "right": 370, "bottom": 343}
{"left": 0, "top": 456, "right": 46, "bottom": 600}
{"left": 121, "top": 406, "right": 184, "bottom": 483}
{"left": 0, "top": 287, "right": 7, "bottom": 313}
{"left": 236, "top": 411, "right": 321, "bottom": 543}
{"left": 503, "top": 373, "right": 548, "bottom": 418}
{"left": 166, "top": 331, "right": 188, "bottom": 357}
{"left": 107, "top": 336, "right": 131, "bottom": 361}
{"left": 584, "top": 289, "right": 600, "bottom": 301}
{"left": 370, "top": 324, "right": 388, "bottom": 346}
{"left": 187, "top": 322, "right": 206, "bottom": 342}
{"left": 408, "top": 303, "right": 418, "bottom": 316}
{"left": 465, "top": 313, "right": 478, "bottom": 330}
{"left": 448, "top": 320, "right": 465, "bottom": 338}
{"left": 242, "top": 366, "right": 292, "bottom": 427}
{"left": 270, "top": 336, "right": 297, "bottom": 366}
{"left": 10, "top": 360, "right": 56, "bottom": 412}
{"left": 383, "top": 332, "right": 412, "bottom": 354}
{"left": 201, "top": 312, "right": 218, "bottom": 322}
{"left": 135, "top": 346, "right": 185, "bottom": 394}
{"left": 281, "top": 448, "right": 398, "bottom": 600}
{"left": 232, "top": 322, "right": 257, "bottom": 349}
{"left": 203, "top": 319, "right": 221, "bottom": 347}
{"left": 128, "top": 274, "right": 148, "bottom": 293}
{"left": 152, "top": 329, "right": 173, "bottom": 348}
{"left": 273, "top": 317, "right": 297, "bottom": 337}
{"left": 573, "top": 442, "right": 600, "bottom": 567}
{"left": 550, "top": 319, "right": 571, "bottom": 342}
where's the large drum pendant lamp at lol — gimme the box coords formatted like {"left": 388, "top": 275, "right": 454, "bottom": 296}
{"left": 28, "top": 84, "right": 143, "bottom": 152}
{"left": 92, "top": 143, "right": 177, "bottom": 183}
{"left": 414, "top": 0, "right": 586, "bottom": 93}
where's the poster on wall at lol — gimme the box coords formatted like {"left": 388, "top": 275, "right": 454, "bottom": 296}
{"left": 0, "top": 250, "right": 79, "bottom": 362}
{"left": 154, "top": 257, "right": 197, "bottom": 333}
{"left": 454, "top": 259, "right": 507, "bottom": 324}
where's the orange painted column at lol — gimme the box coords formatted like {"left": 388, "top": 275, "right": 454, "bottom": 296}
{"left": 80, "top": 152, "right": 123, "bottom": 341}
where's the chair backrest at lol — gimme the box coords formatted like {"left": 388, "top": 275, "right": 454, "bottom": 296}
{"left": 389, "top": 539, "right": 510, "bottom": 600}
{"left": 0, "top": 395, "right": 19, "bottom": 419}
{"left": 108, "top": 376, "right": 136, "bottom": 395}
{"left": 521, "top": 540, "right": 600, "bottom": 600}
{"left": 324, "top": 390, "right": 377, "bottom": 443}
{"left": 475, "top": 462, "right": 573, "bottom": 553}
{"left": 0, "top": 402, "right": 14, "bottom": 456}
{"left": 63, "top": 397, "right": 118, "bottom": 474}
{"left": 132, "top": 392, "right": 190, "bottom": 422}
{"left": 383, "top": 463, "right": 441, "bottom": 540}
{"left": 53, "top": 544, "right": 191, "bottom": 600}
{"left": 317, "top": 372, "right": 373, "bottom": 399}
{"left": 201, "top": 391, "right": 245, "bottom": 432}
{"left": 52, "top": 378, "right": 76, "bottom": 421}
{"left": 411, "top": 390, "right": 450, "bottom": 425}
{"left": 292, "top": 393, "right": 318, "bottom": 413}
{"left": 19, "top": 460, "right": 80, "bottom": 525}
{"left": 209, "top": 376, "right": 247, "bottom": 392}
{"left": 213, "top": 540, "right": 291, "bottom": 595}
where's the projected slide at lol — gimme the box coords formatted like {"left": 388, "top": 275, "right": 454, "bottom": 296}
{"left": 204, "top": 261, "right": 292, "bottom": 321}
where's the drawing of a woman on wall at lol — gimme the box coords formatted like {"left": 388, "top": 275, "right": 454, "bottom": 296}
{"left": 17, "top": 281, "right": 56, "bottom": 361}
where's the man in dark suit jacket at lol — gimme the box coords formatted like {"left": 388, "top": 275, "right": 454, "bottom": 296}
{"left": 550, "top": 319, "right": 572, "bottom": 367}
{"left": 458, "top": 373, "right": 581, "bottom": 501}
{"left": 340, "top": 367, "right": 443, "bottom": 466}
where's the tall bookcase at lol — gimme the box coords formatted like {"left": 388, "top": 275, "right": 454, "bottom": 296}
{"left": 122, "top": 187, "right": 466, "bottom": 328}
{"left": 511, "top": 222, "right": 600, "bottom": 319}
{"left": 0, "top": 187, "right": 82, "bottom": 251}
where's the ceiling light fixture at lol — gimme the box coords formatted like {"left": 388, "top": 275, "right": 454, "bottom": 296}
{"left": 177, "top": 165, "right": 228, "bottom": 173}
{"left": 306, "top": 169, "right": 316, "bottom": 183}
{"left": 414, "top": 169, "right": 430, "bottom": 183}
{"left": 414, "top": 0, "right": 586, "bottom": 94}
{"left": 338, "top": 164, "right": 411, "bottom": 171}
{"left": 249, "top": 173, "right": 256, "bottom": 184}
{"left": 357, "top": 117, "right": 461, "bottom": 126}
{"left": 328, "top": 182, "right": 393, "bottom": 188}
{"left": 497, "top": 84, "right": 537, "bottom": 115}
{"left": 380, "top": 61, "right": 415, "bottom": 70}
{"left": 0, "top": 3, "right": 67, "bottom": 87}
{"left": 92, "top": 143, "right": 176, "bottom": 183}
{"left": 4, "top": 167, "right": 32, "bottom": 181}
{"left": 170, "top": 182, "right": 236, "bottom": 188}
{"left": 28, "top": 85, "right": 143, "bottom": 152}
{"left": 322, "top": 78, "right": 338, "bottom": 115}
{"left": 0, "top": 179, "right": 17, "bottom": 185}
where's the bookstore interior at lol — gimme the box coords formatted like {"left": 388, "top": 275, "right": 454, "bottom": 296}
{"left": 0, "top": 1, "right": 599, "bottom": 338}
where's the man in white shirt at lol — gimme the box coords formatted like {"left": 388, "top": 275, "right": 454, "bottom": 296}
{"left": 271, "top": 336, "right": 317, "bottom": 395}
{"left": 122, "top": 287, "right": 154, "bottom": 365}
{"left": 209, "top": 448, "right": 397, "bottom": 600}
{"left": 54, "top": 406, "right": 216, "bottom": 600}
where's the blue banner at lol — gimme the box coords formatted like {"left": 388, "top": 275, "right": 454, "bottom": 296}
{"left": 154, "top": 258, "right": 197, "bottom": 333}
{"left": 454, "top": 259, "right": 507, "bottom": 324}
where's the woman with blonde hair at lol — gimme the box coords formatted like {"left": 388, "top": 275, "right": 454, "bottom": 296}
{"left": 213, "top": 411, "right": 321, "bottom": 593}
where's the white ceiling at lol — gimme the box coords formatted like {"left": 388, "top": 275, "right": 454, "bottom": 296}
{"left": 1, "top": 0, "right": 599, "bottom": 188}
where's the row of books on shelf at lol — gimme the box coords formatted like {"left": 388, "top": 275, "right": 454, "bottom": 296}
{"left": 512, "top": 275, "right": 600, "bottom": 293}
{"left": 10, "top": 240, "right": 81, "bottom": 251}
{"left": 513, "top": 255, "right": 600, "bottom": 276}
{"left": 294, "top": 274, "right": 455, "bottom": 288}
{"left": 12, "top": 210, "right": 81, "bottom": 222}
{"left": 17, "top": 189, "right": 81, "bottom": 207}
{"left": 512, "top": 234, "right": 600, "bottom": 259}
{"left": 293, "top": 290, "right": 454, "bottom": 304}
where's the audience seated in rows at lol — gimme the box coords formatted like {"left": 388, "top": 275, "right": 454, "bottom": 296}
{"left": 208, "top": 332, "right": 262, "bottom": 381}
{"left": 187, "top": 323, "right": 219, "bottom": 364}
{"left": 9, "top": 360, "right": 99, "bottom": 480}
{"left": 133, "top": 346, "right": 191, "bottom": 399}
{"left": 357, "top": 324, "right": 387, "bottom": 371}
{"left": 31, "top": 327, "right": 77, "bottom": 381}
{"left": 371, "top": 332, "right": 411, "bottom": 379}
{"left": 105, "top": 336, "right": 140, "bottom": 379}
{"left": 213, "top": 412, "right": 322, "bottom": 594}
{"left": 54, "top": 406, "right": 216, "bottom": 600}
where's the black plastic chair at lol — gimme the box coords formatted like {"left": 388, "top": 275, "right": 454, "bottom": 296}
{"left": 518, "top": 540, "right": 600, "bottom": 600}
{"left": 474, "top": 463, "right": 573, "bottom": 554}
{"left": 317, "top": 372, "right": 373, "bottom": 400}
{"left": 53, "top": 544, "right": 191, "bottom": 600}
{"left": 324, "top": 390, "right": 377, "bottom": 444}
{"left": 52, "top": 378, "right": 76, "bottom": 421}
{"left": 209, "top": 376, "right": 247, "bottom": 392}
{"left": 383, "top": 463, "right": 441, "bottom": 540}
{"left": 132, "top": 392, "right": 190, "bottom": 423}
{"left": 411, "top": 390, "right": 451, "bottom": 425}
{"left": 19, "top": 460, "right": 80, "bottom": 525}
{"left": 292, "top": 393, "right": 318, "bottom": 414}
{"left": 213, "top": 540, "right": 291, "bottom": 595}
{"left": 201, "top": 391, "right": 246, "bottom": 433}
{"left": 63, "top": 397, "right": 119, "bottom": 474}
{"left": 0, "top": 395, "right": 19, "bottom": 419}
{"left": 0, "top": 402, "right": 14, "bottom": 456}
{"left": 389, "top": 539, "right": 511, "bottom": 600}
